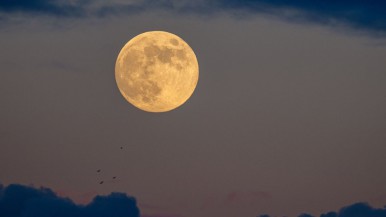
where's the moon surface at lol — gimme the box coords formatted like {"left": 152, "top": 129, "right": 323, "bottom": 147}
{"left": 115, "top": 31, "right": 199, "bottom": 112}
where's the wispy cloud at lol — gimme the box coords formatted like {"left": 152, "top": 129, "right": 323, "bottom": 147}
{"left": 216, "top": 0, "right": 386, "bottom": 34}
{"left": 1, "top": 0, "right": 386, "bottom": 34}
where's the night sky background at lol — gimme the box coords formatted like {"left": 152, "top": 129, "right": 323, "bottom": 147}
{"left": 1, "top": 1, "right": 386, "bottom": 217}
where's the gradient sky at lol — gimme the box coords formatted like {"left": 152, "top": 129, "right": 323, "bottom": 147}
{"left": 1, "top": 1, "right": 386, "bottom": 217}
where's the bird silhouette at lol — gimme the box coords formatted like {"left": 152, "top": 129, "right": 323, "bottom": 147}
{"left": 99, "top": 181, "right": 104, "bottom": 184}
{"left": 97, "top": 169, "right": 101, "bottom": 173}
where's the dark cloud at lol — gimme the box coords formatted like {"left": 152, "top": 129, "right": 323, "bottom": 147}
{"left": 142, "top": 215, "right": 181, "bottom": 217}
{"left": 166, "top": 0, "right": 386, "bottom": 34}
{"left": 320, "top": 213, "right": 338, "bottom": 217}
{"left": 86, "top": 0, "right": 386, "bottom": 34}
{"left": 260, "top": 202, "right": 386, "bottom": 217}
{"left": 0, "top": 0, "right": 85, "bottom": 16}
{"left": 1, "top": 0, "right": 386, "bottom": 34}
{"left": 338, "top": 203, "right": 386, "bottom": 217}
{"left": 216, "top": 0, "right": 386, "bottom": 34}
{"left": 0, "top": 183, "right": 140, "bottom": 217}
{"left": 298, "top": 214, "right": 315, "bottom": 217}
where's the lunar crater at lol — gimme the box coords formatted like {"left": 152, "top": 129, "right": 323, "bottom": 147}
{"left": 170, "top": 38, "right": 179, "bottom": 46}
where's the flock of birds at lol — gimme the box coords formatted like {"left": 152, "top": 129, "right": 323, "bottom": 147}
{"left": 97, "top": 146, "right": 123, "bottom": 185}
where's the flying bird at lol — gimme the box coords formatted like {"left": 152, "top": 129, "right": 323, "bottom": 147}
{"left": 113, "top": 176, "right": 117, "bottom": 179}
{"left": 97, "top": 169, "right": 101, "bottom": 173}
{"left": 99, "top": 181, "right": 104, "bottom": 184}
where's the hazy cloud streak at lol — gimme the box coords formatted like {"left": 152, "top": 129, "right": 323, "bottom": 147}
{"left": 1, "top": 0, "right": 386, "bottom": 34}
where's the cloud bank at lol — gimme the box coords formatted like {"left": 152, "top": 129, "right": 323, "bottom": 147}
{"left": 1, "top": 0, "right": 386, "bottom": 34}
{"left": 0, "top": 183, "right": 139, "bottom": 217}
{"left": 1, "top": 183, "right": 386, "bottom": 217}
{"left": 259, "top": 202, "right": 386, "bottom": 217}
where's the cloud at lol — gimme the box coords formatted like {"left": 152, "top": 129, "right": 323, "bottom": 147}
{"left": 1, "top": 186, "right": 385, "bottom": 217}
{"left": 0, "top": 0, "right": 85, "bottom": 17}
{"left": 338, "top": 202, "right": 386, "bottom": 217}
{"left": 260, "top": 202, "right": 386, "bottom": 217}
{"left": 1, "top": 0, "right": 386, "bottom": 34}
{"left": 298, "top": 214, "right": 315, "bottom": 217}
{"left": 55, "top": 189, "right": 97, "bottom": 205}
{"left": 215, "top": 0, "right": 386, "bottom": 34}
{"left": 157, "top": 0, "right": 386, "bottom": 34}
{"left": 142, "top": 215, "right": 181, "bottom": 217}
{"left": 0, "top": 183, "right": 140, "bottom": 217}
{"left": 320, "top": 213, "right": 338, "bottom": 217}
{"left": 94, "top": 0, "right": 386, "bottom": 33}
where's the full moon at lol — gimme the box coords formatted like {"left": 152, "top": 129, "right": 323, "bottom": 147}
{"left": 115, "top": 31, "right": 199, "bottom": 112}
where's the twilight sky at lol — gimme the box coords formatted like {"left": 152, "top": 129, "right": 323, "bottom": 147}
{"left": 1, "top": 1, "right": 386, "bottom": 217}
